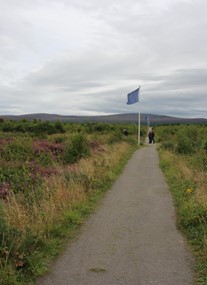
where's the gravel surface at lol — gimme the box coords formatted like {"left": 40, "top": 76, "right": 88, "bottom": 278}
{"left": 37, "top": 145, "right": 194, "bottom": 285}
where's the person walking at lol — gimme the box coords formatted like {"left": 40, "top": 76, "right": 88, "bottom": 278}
{"left": 148, "top": 127, "right": 155, "bottom": 144}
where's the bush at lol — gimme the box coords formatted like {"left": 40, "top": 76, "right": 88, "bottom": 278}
{"left": 62, "top": 134, "right": 90, "bottom": 164}
{"left": 0, "top": 137, "right": 33, "bottom": 162}
{"left": 1, "top": 121, "right": 14, "bottom": 132}
{"left": 0, "top": 163, "right": 34, "bottom": 194}
{"left": 107, "top": 130, "right": 123, "bottom": 144}
{"left": 176, "top": 135, "right": 195, "bottom": 154}
{"left": 155, "top": 125, "right": 178, "bottom": 143}
{"left": 83, "top": 123, "right": 116, "bottom": 133}
{"left": 175, "top": 127, "right": 200, "bottom": 154}
{"left": 0, "top": 120, "right": 66, "bottom": 135}
{"left": 54, "top": 121, "right": 65, "bottom": 133}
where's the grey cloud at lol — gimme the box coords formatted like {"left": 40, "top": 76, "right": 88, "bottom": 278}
{"left": 25, "top": 53, "right": 137, "bottom": 88}
{"left": 150, "top": 69, "right": 207, "bottom": 91}
{"left": 0, "top": 0, "right": 207, "bottom": 118}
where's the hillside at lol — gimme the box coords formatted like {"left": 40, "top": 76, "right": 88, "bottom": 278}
{"left": 1, "top": 113, "right": 207, "bottom": 124}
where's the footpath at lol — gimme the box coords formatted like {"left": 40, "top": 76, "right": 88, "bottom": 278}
{"left": 37, "top": 145, "right": 194, "bottom": 285}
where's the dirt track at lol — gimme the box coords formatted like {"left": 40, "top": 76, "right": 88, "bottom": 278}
{"left": 37, "top": 145, "right": 194, "bottom": 285}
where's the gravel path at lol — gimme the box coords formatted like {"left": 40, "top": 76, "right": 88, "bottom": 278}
{"left": 37, "top": 145, "right": 194, "bottom": 285}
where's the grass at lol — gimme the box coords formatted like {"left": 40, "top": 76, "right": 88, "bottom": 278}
{"left": 0, "top": 131, "right": 138, "bottom": 285}
{"left": 159, "top": 149, "right": 207, "bottom": 285}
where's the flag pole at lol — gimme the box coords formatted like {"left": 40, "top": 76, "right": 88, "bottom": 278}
{"left": 138, "top": 111, "right": 140, "bottom": 145}
{"left": 138, "top": 86, "right": 141, "bottom": 145}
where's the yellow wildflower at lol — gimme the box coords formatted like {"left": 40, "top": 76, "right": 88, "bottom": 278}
{"left": 186, "top": 188, "right": 193, "bottom": 193}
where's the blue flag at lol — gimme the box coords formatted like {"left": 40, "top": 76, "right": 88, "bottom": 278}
{"left": 127, "top": 87, "right": 140, "bottom": 105}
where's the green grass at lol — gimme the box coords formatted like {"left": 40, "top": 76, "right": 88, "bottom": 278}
{"left": 159, "top": 150, "right": 207, "bottom": 285}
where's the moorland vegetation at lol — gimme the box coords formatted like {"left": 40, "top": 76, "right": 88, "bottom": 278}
{"left": 0, "top": 119, "right": 140, "bottom": 285}
{"left": 0, "top": 119, "right": 206, "bottom": 285}
{"left": 157, "top": 124, "right": 207, "bottom": 285}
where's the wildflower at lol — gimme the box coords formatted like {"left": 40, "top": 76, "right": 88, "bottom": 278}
{"left": 186, "top": 188, "right": 193, "bottom": 193}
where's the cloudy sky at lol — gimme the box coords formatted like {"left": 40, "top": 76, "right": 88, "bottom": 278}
{"left": 1, "top": 0, "right": 207, "bottom": 118}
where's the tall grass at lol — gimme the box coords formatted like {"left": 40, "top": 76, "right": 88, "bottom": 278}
{"left": 4, "top": 143, "right": 131, "bottom": 238}
{"left": 157, "top": 124, "right": 207, "bottom": 284}
{"left": 0, "top": 122, "right": 138, "bottom": 285}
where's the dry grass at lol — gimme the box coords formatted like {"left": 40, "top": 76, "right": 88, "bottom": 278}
{"left": 194, "top": 172, "right": 207, "bottom": 210}
{"left": 175, "top": 156, "right": 207, "bottom": 209}
{"left": 2, "top": 142, "right": 131, "bottom": 239}
{"left": 3, "top": 193, "right": 30, "bottom": 234}
{"left": 79, "top": 143, "right": 129, "bottom": 177}
{"left": 3, "top": 176, "right": 87, "bottom": 238}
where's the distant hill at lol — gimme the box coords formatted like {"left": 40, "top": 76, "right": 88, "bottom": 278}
{"left": 1, "top": 113, "right": 207, "bottom": 124}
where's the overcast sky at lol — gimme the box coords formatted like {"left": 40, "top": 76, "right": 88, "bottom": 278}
{"left": 1, "top": 0, "right": 207, "bottom": 118}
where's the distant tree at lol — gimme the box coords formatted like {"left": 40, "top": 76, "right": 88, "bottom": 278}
{"left": 54, "top": 121, "right": 65, "bottom": 133}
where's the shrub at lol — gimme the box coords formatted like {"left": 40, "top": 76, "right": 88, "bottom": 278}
{"left": 62, "top": 134, "right": 90, "bottom": 164}
{"left": 0, "top": 120, "right": 66, "bottom": 135}
{"left": 54, "top": 121, "right": 65, "bottom": 133}
{"left": 84, "top": 123, "right": 117, "bottom": 133}
{"left": 1, "top": 121, "right": 15, "bottom": 132}
{"left": 176, "top": 136, "right": 195, "bottom": 154}
{"left": 176, "top": 127, "right": 199, "bottom": 154}
{"left": 35, "top": 152, "right": 54, "bottom": 167}
{"left": 107, "top": 130, "right": 123, "bottom": 144}
{"left": 0, "top": 137, "right": 33, "bottom": 162}
{"left": 0, "top": 163, "right": 34, "bottom": 194}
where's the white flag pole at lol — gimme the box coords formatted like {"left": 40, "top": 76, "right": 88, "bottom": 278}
{"left": 138, "top": 111, "right": 140, "bottom": 145}
{"left": 138, "top": 86, "right": 141, "bottom": 145}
